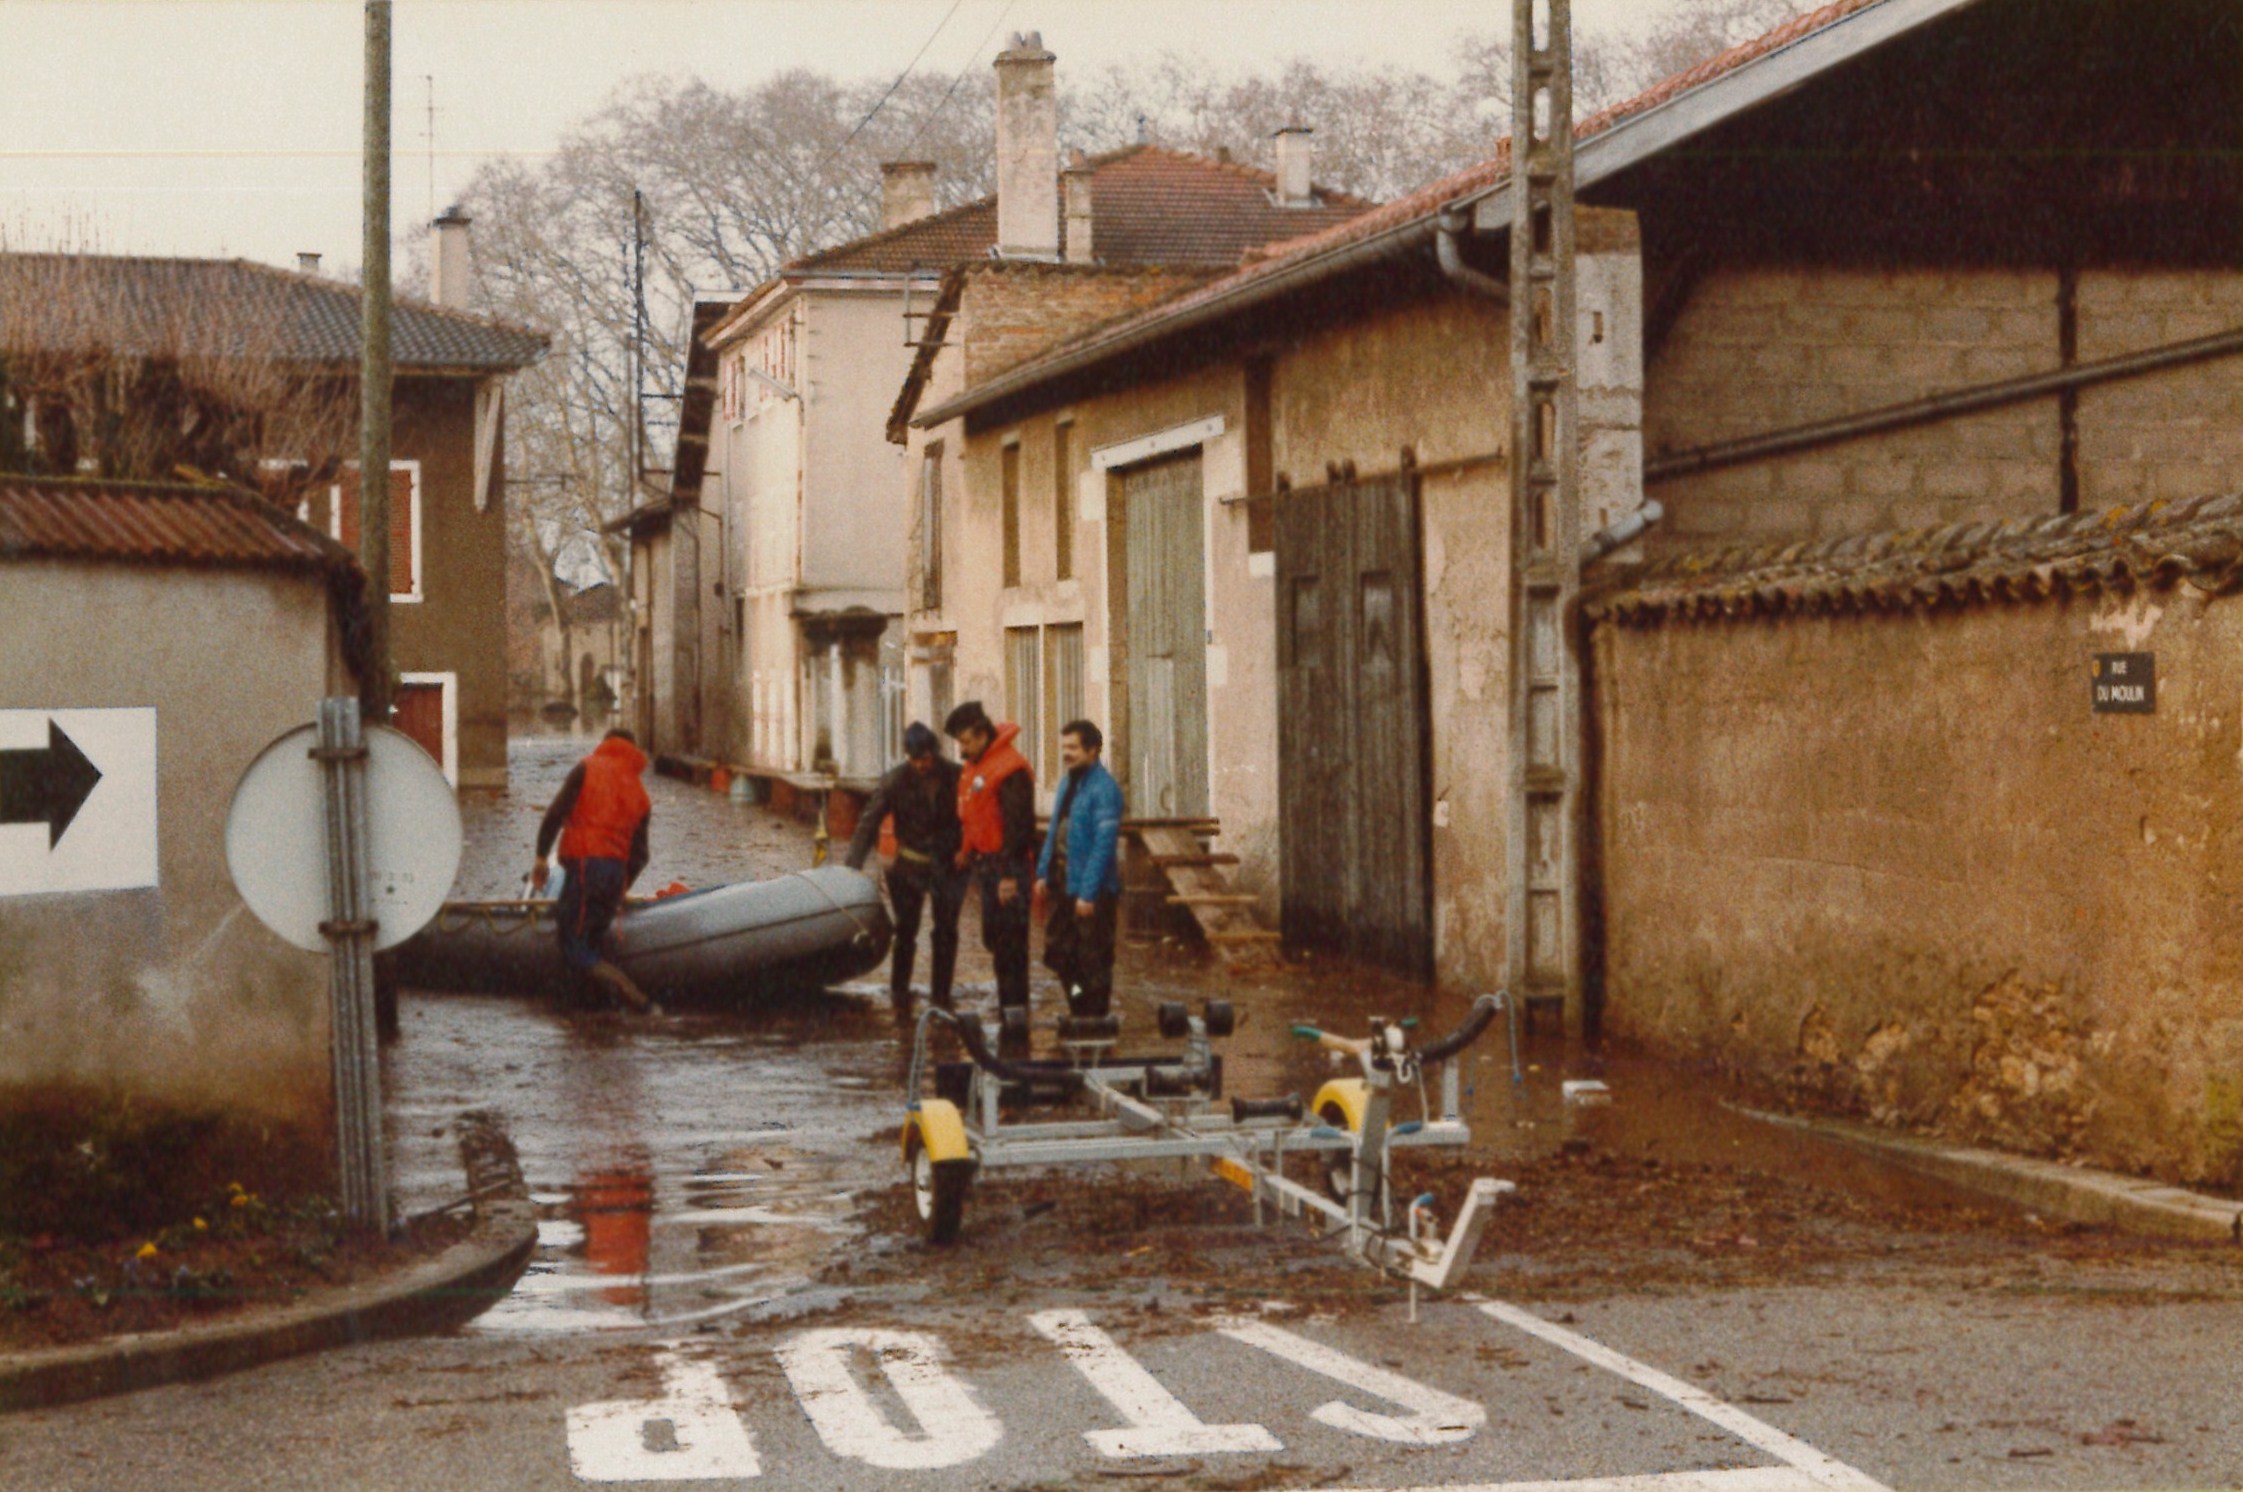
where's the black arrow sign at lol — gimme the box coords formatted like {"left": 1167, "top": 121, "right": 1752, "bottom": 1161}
{"left": 0, "top": 720, "right": 104, "bottom": 849}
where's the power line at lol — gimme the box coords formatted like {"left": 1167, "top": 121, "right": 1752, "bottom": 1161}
{"left": 903, "top": 0, "right": 1019, "bottom": 155}
{"left": 833, "top": 0, "right": 969, "bottom": 156}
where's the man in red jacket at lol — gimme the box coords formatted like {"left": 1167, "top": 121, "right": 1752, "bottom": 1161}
{"left": 531, "top": 730, "right": 656, "bottom": 1014}
{"left": 945, "top": 700, "right": 1036, "bottom": 1031}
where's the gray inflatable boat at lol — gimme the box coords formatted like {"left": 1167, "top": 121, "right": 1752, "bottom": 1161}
{"left": 388, "top": 867, "right": 892, "bottom": 1002}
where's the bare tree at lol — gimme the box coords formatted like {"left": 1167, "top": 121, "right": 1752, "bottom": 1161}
{"left": 0, "top": 252, "right": 359, "bottom": 503}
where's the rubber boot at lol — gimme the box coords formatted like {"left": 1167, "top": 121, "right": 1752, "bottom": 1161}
{"left": 590, "top": 959, "right": 657, "bottom": 1015}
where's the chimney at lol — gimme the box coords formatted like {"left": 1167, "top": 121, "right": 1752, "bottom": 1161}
{"left": 993, "top": 31, "right": 1060, "bottom": 259}
{"left": 431, "top": 203, "right": 473, "bottom": 308}
{"left": 1273, "top": 125, "right": 1316, "bottom": 208}
{"left": 880, "top": 161, "right": 938, "bottom": 230}
{"left": 296, "top": 252, "right": 322, "bottom": 275}
{"left": 1063, "top": 150, "right": 1095, "bottom": 265}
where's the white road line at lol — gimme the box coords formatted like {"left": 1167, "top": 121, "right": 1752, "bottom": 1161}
{"left": 565, "top": 1349, "right": 761, "bottom": 1483}
{"left": 1294, "top": 1465, "right": 1831, "bottom": 1492}
{"left": 774, "top": 1327, "right": 1003, "bottom": 1470}
{"left": 1030, "top": 1309, "right": 1284, "bottom": 1458}
{"left": 1473, "top": 1300, "right": 1890, "bottom": 1492}
{"left": 1216, "top": 1317, "right": 1487, "bottom": 1446}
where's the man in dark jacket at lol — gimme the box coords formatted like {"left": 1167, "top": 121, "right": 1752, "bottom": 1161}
{"left": 531, "top": 729, "right": 656, "bottom": 1014}
{"left": 845, "top": 721, "right": 964, "bottom": 1011}
{"left": 1038, "top": 720, "right": 1125, "bottom": 1019}
{"left": 945, "top": 700, "right": 1036, "bottom": 1025}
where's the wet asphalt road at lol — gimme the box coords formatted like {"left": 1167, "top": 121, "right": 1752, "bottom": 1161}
{"left": 6, "top": 734, "right": 2243, "bottom": 1490}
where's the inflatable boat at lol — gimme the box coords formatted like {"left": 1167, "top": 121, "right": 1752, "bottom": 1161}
{"left": 387, "top": 867, "right": 892, "bottom": 1003}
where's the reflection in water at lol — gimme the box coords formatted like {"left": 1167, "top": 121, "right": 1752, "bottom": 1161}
{"left": 575, "top": 1165, "right": 653, "bottom": 1307}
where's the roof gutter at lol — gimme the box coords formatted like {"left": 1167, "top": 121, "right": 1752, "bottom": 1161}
{"left": 913, "top": 210, "right": 1462, "bottom": 428}
{"left": 1434, "top": 209, "right": 1508, "bottom": 303}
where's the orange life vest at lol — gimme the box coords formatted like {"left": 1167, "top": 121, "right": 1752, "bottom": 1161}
{"left": 559, "top": 735, "right": 651, "bottom": 862}
{"left": 957, "top": 722, "right": 1030, "bottom": 860}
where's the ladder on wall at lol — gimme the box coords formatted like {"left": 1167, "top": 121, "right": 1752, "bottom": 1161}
{"left": 1127, "top": 820, "right": 1283, "bottom": 968}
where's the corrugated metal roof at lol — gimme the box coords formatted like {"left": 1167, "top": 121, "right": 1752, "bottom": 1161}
{"left": 0, "top": 253, "right": 547, "bottom": 370}
{"left": 0, "top": 476, "right": 352, "bottom": 570}
{"left": 1591, "top": 495, "right": 2243, "bottom": 626}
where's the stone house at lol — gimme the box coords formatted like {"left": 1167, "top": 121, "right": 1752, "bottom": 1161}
{"left": 0, "top": 230, "right": 547, "bottom": 787}
{"left": 900, "top": 0, "right": 2243, "bottom": 1187}
{"left": 0, "top": 475, "right": 370, "bottom": 1153}
{"left": 688, "top": 33, "right": 1371, "bottom": 784}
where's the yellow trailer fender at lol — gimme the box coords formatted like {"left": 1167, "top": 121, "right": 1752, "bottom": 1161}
{"left": 1311, "top": 1078, "right": 1369, "bottom": 1134}
{"left": 902, "top": 1100, "right": 972, "bottom": 1165}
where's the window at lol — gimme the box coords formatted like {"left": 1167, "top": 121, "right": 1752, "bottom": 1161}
{"left": 1244, "top": 357, "right": 1275, "bottom": 555}
{"left": 1053, "top": 421, "right": 1075, "bottom": 580}
{"left": 1005, "top": 625, "right": 1041, "bottom": 771}
{"left": 1043, "top": 624, "right": 1084, "bottom": 779}
{"left": 919, "top": 442, "right": 944, "bottom": 611}
{"left": 1001, "top": 440, "right": 1022, "bottom": 588}
{"left": 331, "top": 461, "right": 422, "bottom": 601}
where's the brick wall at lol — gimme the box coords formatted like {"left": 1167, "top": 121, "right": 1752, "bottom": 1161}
{"left": 1645, "top": 268, "right": 2061, "bottom": 548}
{"left": 2077, "top": 270, "right": 2243, "bottom": 507}
{"left": 960, "top": 265, "right": 1211, "bottom": 387}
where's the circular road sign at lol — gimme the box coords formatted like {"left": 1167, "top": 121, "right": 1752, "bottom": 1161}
{"left": 224, "top": 722, "right": 463, "bottom": 953}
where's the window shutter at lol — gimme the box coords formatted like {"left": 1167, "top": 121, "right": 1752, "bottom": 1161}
{"left": 334, "top": 466, "right": 417, "bottom": 598}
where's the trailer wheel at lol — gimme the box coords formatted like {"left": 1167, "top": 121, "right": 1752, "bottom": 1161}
{"left": 1319, "top": 1101, "right": 1358, "bottom": 1204}
{"left": 911, "top": 1142, "right": 972, "bottom": 1245}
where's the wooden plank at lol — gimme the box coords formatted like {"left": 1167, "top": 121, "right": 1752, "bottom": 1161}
{"left": 1206, "top": 929, "right": 1284, "bottom": 943}
{"left": 1150, "top": 852, "right": 1238, "bottom": 868}
{"left": 1165, "top": 894, "right": 1260, "bottom": 907}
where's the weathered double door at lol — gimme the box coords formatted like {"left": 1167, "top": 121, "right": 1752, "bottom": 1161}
{"left": 1122, "top": 454, "right": 1210, "bottom": 818}
{"left": 1276, "top": 474, "right": 1433, "bottom": 978}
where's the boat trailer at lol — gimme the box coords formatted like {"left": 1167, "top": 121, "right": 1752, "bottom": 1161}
{"left": 900, "top": 992, "right": 1521, "bottom": 1305}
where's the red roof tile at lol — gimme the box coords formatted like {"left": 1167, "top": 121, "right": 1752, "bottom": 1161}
{"left": 916, "top": 0, "right": 1898, "bottom": 422}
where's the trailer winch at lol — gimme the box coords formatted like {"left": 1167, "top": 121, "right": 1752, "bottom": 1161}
{"left": 899, "top": 992, "right": 1521, "bottom": 1304}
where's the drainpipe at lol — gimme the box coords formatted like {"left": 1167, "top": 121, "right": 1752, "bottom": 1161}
{"left": 1434, "top": 209, "right": 1508, "bottom": 303}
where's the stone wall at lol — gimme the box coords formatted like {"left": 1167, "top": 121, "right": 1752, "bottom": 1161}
{"left": 1596, "top": 584, "right": 2243, "bottom": 1187}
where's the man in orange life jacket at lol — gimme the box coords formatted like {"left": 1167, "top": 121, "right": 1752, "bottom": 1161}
{"left": 530, "top": 729, "right": 657, "bottom": 1014}
{"left": 945, "top": 700, "right": 1036, "bottom": 1026}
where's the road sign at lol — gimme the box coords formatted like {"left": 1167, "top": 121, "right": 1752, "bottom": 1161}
{"left": 0, "top": 708, "right": 157, "bottom": 897}
{"left": 224, "top": 721, "right": 461, "bottom": 953}
{"left": 2092, "top": 652, "right": 2155, "bottom": 714}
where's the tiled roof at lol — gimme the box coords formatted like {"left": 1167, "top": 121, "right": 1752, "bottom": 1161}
{"left": 916, "top": 0, "right": 1901, "bottom": 424}
{"left": 1591, "top": 496, "right": 2243, "bottom": 627}
{"left": 0, "top": 253, "right": 548, "bottom": 371}
{"left": 0, "top": 475, "right": 373, "bottom": 675}
{"left": 785, "top": 145, "right": 1373, "bottom": 278}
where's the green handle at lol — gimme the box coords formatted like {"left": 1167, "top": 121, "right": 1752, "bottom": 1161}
{"left": 1290, "top": 1024, "right": 1324, "bottom": 1042}
{"left": 1399, "top": 1017, "right": 1420, "bottom": 1030}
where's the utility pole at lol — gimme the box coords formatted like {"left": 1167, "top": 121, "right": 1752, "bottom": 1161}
{"left": 360, "top": 0, "right": 394, "bottom": 718}
{"left": 1506, "top": 0, "right": 1581, "bottom": 1033}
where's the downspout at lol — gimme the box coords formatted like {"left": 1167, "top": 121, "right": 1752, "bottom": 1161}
{"left": 1434, "top": 210, "right": 1508, "bottom": 302}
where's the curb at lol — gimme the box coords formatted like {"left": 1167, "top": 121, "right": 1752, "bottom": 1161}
{"left": 0, "top": 1113, "right": 538, "bottom": 1414}
{"left": 1734, "top": 1105, "right": 2243, "bottom": 1244}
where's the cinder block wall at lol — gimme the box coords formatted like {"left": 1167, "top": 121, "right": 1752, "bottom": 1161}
{"left": 1595, "top": 589, "right": 2243, "bottom": 1188}
{"left": 2077, "top": 270, "right": 2243, "bottom": 506}
{"left": 1645, "top": 268, "right": 2062, "bottom": 545}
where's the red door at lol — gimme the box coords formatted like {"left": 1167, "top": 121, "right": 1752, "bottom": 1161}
{"left": 394, "top": 682, "right": 446, "bottom": 770}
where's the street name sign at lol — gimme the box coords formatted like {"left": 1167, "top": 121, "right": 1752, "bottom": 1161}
{"left": 0, "top": 708, "right": 158, "bottom": 897}
{"left": 224, "top": 721, "right": 461, "bottom": 953}
{"left": 2092, "top": 652, "right": 2155, "bottom": 714}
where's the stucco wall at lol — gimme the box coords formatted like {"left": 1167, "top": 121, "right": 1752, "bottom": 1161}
{"left": 801, "top": 290, "right": 915, "bottom": 603}
{"left": 1645, "top": 267, "right": 2062, "bottom": 548}
{"left": 1596, "top": 589, "right": 2243, "bottom": 1187}
{"left": 0, "top": 561, "right": 348, "bottom": 1136}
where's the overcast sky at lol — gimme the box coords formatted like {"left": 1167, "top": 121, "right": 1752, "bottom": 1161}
{"left": 2, "top": 0, "right": 1692, "bottom": 272}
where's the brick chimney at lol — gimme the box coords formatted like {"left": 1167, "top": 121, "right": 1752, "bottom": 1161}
{"left": 1273, "top": 126, "right": 1316, "bottom": 208}
{"left": 431, "top": 204, "right": 473, "bottom": 308}
{"left": 1063, "top": 149, "right": 1095, "bottom": 264}
{"left": 881, "top": 161, "right": 938, "bottom": 230}
{"left": 993, "top": 32, "right": 1059, "bottom": 260}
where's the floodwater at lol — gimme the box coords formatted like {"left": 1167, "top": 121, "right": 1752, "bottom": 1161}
{"left": 381, "top": 733, "right": 2000, "bottom": 1336}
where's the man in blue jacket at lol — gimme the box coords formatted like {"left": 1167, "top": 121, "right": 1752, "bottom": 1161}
{"left": 1037, "top": 719, "right": 1125, "bottom": 1019}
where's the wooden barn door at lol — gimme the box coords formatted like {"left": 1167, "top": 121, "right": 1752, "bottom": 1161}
{"left": 1276, "top": 473, "right": 1432, "bottom": 977}
{"left": 1122, "top": 454, "right": 1209, "bottom": 818}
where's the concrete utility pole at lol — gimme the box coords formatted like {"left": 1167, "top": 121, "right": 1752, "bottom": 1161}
{"left": 1506, "top": 0, "right": 1583, "bottom": 1033}
{"left": 361, "top": 0, "right": 394, "bottom": 717}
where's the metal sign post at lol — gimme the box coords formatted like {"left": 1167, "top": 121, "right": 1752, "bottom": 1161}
{"left": 316, "top": 697, "right": 387, "bottom": 1231}
{"left": 1507, "top": 0, "right": 1583, "bottom": 1033}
